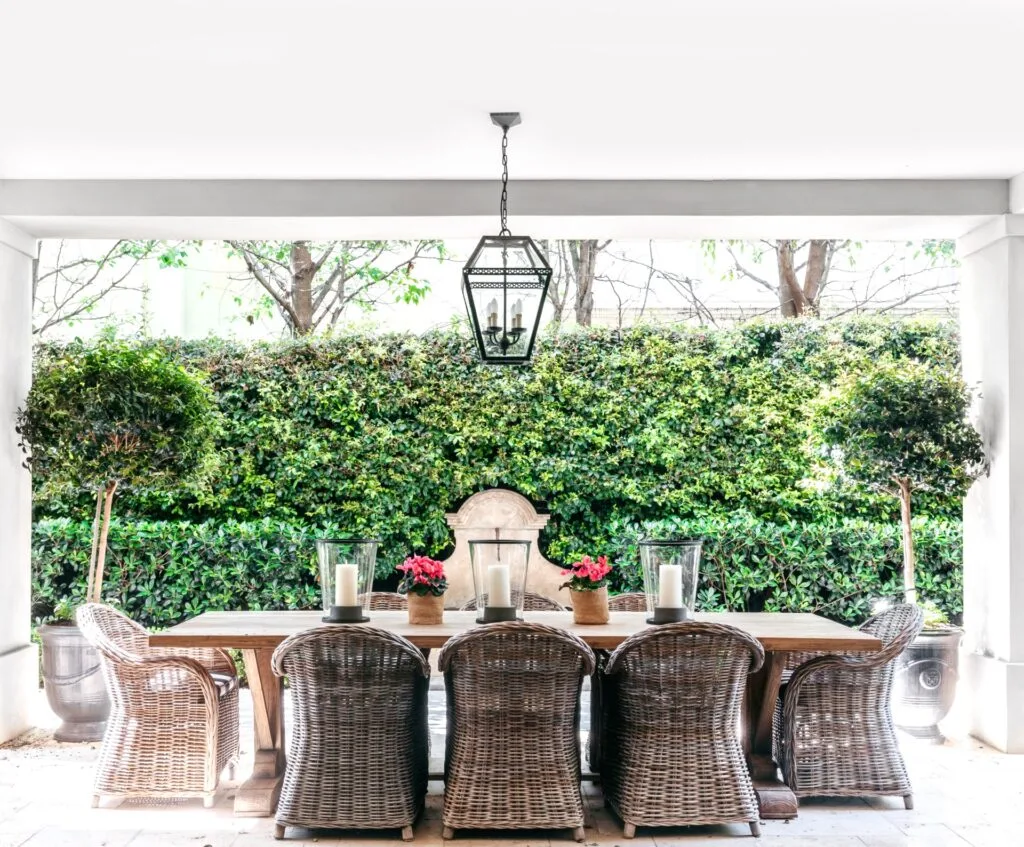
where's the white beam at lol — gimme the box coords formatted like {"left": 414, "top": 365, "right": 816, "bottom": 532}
{"left": 0, "top": 177, "right": 1007, "bottom": 219}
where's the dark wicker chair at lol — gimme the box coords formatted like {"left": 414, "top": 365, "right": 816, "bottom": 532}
{"left": 459, "top": 591, "right": 567, "bottom": 611}
{"left": 588, "top": 591, "right": 649, "bottom": 770}
{"left": 76, "top": 603, "right": 239, "bottom": 808}
{"left": 775, "top": 603, "right": 924, "bottom": 809}
{"left": 367, "top": 591, "right": 408, "bottom": 610}
{"left": 600, "top": 622, "right": 764, "bottom": 838}
{"left": 438, "top": 621, "right": 596, "bottom": 842}
{"left": 607, "top": 592, "right": 647, "bottom": 612}
{"left": 271, "top": 625, "right": 430, "bottom": 841}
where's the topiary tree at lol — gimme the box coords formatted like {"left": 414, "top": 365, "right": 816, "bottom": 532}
{"left": 818, "top": 356, "right": 985, "bottom": 605}
{"left": 17, "top": 339, "right": 220, "bottom": 605}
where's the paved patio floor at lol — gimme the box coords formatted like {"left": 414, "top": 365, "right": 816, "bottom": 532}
{"left": 2, "top": 687, "right": 1022, "bottom": 847}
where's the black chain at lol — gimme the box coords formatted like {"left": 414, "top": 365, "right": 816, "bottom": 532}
{"left": 499, "top": 127, "right": 511, "bottom": 236}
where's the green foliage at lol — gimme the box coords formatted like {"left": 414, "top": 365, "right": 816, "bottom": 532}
{"left": 18, "top": 339, "right": 221, "bottom": 499}
{"left": 607, "top": 512, "right": 964, "bottom": 624}
{"left": 30, "top": 319, "right": 966, "bottom": 582}
{"left": 817, "top": 356, "right": 985, "bottom": 495}
{"left": 32, "top": 514, "right": 963, "bottom": 628}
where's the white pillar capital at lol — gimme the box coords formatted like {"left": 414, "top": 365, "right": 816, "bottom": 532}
{"left": 1009, "top": 174, "right": 1024, "bottom": 215}
{"left": 957, "top": 214, "right": 1024, "bottom": 258}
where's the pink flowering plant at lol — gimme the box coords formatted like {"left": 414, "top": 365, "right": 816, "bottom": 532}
{"left": 397, "top": 555, "right": 448, "bottom": 597}
{"left": 560, "top": 555, "right": 613, "bottom": 592}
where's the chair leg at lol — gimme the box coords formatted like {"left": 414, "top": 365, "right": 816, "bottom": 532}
{"left": 203, "top": 793, "right": 215, "bottom": 809}
{"left": 623, "top": 822, "right": 636, "bottom": 838}
{"left": 227, "top": 761, "right": 237, "bottom": 781}
{"left": 750, "top": 821, "right": 762, "bottom": 837}
{"left": 573, "top": 826, "right": 586, "bottom": 842}
{"left": 903, "top": 794, "right": 914, "bottom": 810}
{"left": 274, "top": 823, "right": 286, "bottom": 840}
{"left": 442, "top": 825, "right": 455, "bottom": 839}
{"left": 90, "top": 795, "right": 100, "bottom": 809}
{"left": 401, "top": 825, "right": 414, "bottom": 841}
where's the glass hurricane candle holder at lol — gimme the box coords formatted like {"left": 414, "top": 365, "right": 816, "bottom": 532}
{"left": 317, "top": 538, "right": 379, "bottom": 623}
{"left": 639, "top": 539, "right": 702, "bottom": 624}
{"left": 468, "top": 539, "right": 531, "bottom": 623}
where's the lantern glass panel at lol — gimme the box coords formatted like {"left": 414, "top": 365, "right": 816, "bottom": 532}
{"left": 317, "top": 538, "right": 379, "bottom": 620}
{"left": 468, "top": 540, "right": 531, "bottom": 622}
{"left": 639, "top": 539, "right": 702, "bottom": 623}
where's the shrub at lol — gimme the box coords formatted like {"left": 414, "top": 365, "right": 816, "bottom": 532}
{"left": 30, "top": 319, "right": 965, "bottom": 584}
{"left": 32, "top": 514, "right": 963, "bottom": 628}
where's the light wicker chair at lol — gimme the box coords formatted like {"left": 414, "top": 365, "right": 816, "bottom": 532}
{"left": 367, "top": 591, "right": 408, "bottom": 610}
{"left": 776, "top": 603, "right": 924, "bottom": 808}
{"left": 271, "top": 625, "right": 430, "bottom": 841}
{"left": 438, "top": 621, "right": 596, "bottom": 842}
{"left": 76, "top": 603, "right": 239, "bottom": 808}
{"left": 600, "top": 621, "right": 765, "bottom": 838}
{"left": 459, "top": 591, "right": 567, "bottom": 611}
{"left": 607, "top": 592, "right": 647, "bottom": 612}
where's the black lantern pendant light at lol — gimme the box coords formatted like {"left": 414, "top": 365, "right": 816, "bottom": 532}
{"left": 462, "top": 112, "right": 552, "bottom": 364}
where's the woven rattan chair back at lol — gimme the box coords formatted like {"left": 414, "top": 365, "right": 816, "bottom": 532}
{"left": 270, "top": 626, "right": 430, "bottom": 841}
{"left": 367, "top": 591, "right": 408, "bottom": 610}
{"left": 76, "top": 603, "right": 239, "bottom": 808}
{"left": 459, "top": 591, "right": 566, "bottom": 611}
{"left": 437, "top": 621, "right": 595, "bottom": 841}
{"left": 779, "top": 603, "right": 924, "bottom": 807}
{"left": 601, "top": 622, "right": 765, "bottom": 837}
{"left": 607, "top": 592, "right": 647, "bottom": 612}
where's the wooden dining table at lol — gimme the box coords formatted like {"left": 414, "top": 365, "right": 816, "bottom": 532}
{"left": 150, "top": 609, "right": 881, "bottom": 820}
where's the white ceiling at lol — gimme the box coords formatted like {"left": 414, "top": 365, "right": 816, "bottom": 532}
{"left": 2, "top": 0, "right": 1023, "bottom": 181}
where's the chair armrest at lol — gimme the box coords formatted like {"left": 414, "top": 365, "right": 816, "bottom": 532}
{"left": 117, "top": 655, "right": 222, "bottom": 712}
{"left": 148, "top": 646, "right": 236, "bottom": 677}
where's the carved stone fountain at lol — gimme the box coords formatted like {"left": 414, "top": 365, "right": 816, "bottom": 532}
{"left": 440, "top": 488, "right": 569, "bottom": 609}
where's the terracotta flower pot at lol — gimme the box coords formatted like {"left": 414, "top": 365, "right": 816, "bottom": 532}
{"left": 407, "top": 592, "right": 445, "bottom": 625}
{"left": 571, "top": 586, "right": 610, "bottom": 625}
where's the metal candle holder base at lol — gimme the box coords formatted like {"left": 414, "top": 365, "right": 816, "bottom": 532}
{"left": 647, "top": 606, "right": 690, "bottom": 625}
{"left": 322, "top": 605, "right": 370, "bottom": 624}
{"left": 478, "top": 606, "right": 519, "bottom": 624}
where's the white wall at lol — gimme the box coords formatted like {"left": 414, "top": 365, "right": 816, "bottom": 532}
{"left": 0, "top": 222, "right": 36, "bottom": 743}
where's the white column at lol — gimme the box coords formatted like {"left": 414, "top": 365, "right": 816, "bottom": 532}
{"left": 959, "top": 214, "right": 1024, "bottom": 752}
{"left": 0, "top": 219, "right": 37, "bottom": 743}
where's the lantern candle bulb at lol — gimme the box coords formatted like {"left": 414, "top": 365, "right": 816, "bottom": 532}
{"left": 512, "top": 299, "right": 523, "bottom": 329}
{"left": 488, "top": 564, "right": 512, "bottom": 607}
{"left": 658, "top": 564, "right": 683, "bottom": 609}
{"left": 335, "top": 563, "right": 358, "bottom": 607}
{"left": 486, "top": 298, "right": 499, "bottom": 329}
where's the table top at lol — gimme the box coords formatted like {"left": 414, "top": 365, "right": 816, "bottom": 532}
{"left": 149, "top": 609, "right": 881, "bottom": 652}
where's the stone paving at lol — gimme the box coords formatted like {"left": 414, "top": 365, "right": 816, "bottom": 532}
{"left": 2, "top": 687, "right": 1023, "bottom": 847}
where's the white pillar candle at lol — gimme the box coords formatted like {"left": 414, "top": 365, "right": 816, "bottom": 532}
{"left": 335, "top": 563, "right": 359, "bottom": 607}
{"left": 658, "top": 564, "right": 683, "bottom": 609}
{"left": 487, "top": 298, "right": 499, "bottom": 328}
{"left": 487, "top": 564, "right": 512, "bottom": 607}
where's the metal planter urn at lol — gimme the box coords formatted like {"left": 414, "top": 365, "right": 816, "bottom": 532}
{"left": 892, "top": 627, "right": 962, "bottom": 743}
{"left": 38, "top": 623, "right": 110, "bottom": 742}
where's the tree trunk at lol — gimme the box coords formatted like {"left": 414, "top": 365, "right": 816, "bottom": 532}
{"left": 91, "top": 480, "right": 117, "bottom": 604}
{"left": 802, "top": 239, "right": 830, "bottom": 314}
{"left": 573, "top": 240, "right": 600, "bottom": 326}
{"left": 898, "top": 478, "right": 917, "bottom": 604}
{"left": 85, "top": 487, "right": 104, "bottom": 604}
{"left": 776, "top": 240, "right": 806, "bottom": 317}
{"left": 289, "top": 242, "right": 316, "bottom": 335}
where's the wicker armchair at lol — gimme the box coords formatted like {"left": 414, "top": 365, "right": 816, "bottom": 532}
{"left": 76, "top": 603, "right": 239, "bottom": 808}
{"left": 459, "top": 591, "right": 567, "bottom": 611}
{"left": 271, "top": 625, "right": 429, "bottom": 841}
{"left": 776, "top": 603, "right": 924, "bottom": 808}
{"left": 601, "top": 622, "right": 764, "bottom": 838}
{"left": 438, "top": 621, "right": 596, "bottom": 842}
{"left": 607, "top": 592, "right": 647, "bottom": 612}
{"left": 367, "top": 591, "right": 408, "bottom": 610}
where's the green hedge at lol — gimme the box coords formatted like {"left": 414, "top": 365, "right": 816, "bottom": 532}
{"left": 32, "top": 319, "right": 964, "bottom": 583}
{"left": 33, "top": 514, "right": 963, "bottom": 627}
